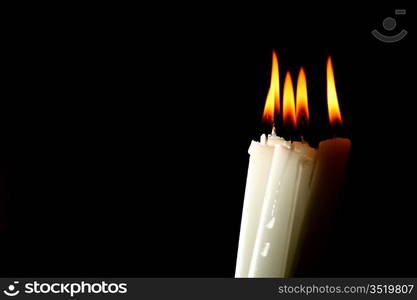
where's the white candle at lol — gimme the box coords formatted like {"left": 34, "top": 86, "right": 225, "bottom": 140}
{"left": 236, "top": 54, "right": 351, "bottom": 278}
{"left": 248, "top": 140, "right": 316, "bottom": 277}
{"left": 235, "top": 135, "right": 281, "bottom": 277}
{"left": 235, "top": 51, "right": 281, "bottom": 277}
{"left": 248, "top": 71, "right": 317, "bottom": 277}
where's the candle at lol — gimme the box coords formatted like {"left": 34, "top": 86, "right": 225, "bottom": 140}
{"left": 310, "top": 57, "right": 351, "bottom": 205}
{"left": 235, "top": 51, "right": 282, "bottom": 277}
{"left": 292, "top": 58, "right": 351, "bottom": 274}
{"left": 309, "top": 57, "right": 352, "bottom": 214}
{"left": 235, "top": 53, "right": 351, "bottom": 278}
{"left": 248, "top": 70, "right": 317, "bottom": 277}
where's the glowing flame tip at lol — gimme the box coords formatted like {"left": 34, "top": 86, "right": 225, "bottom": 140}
{"left": 327, "top": 56, "right": 343, "bottom": 126}
{"left": 296, "top": 66, "right": 309, "bottom": 126}
{"left": 283, "top": 71, "right": 296, "bottom": 130}
{"left": 262, "top": 50, "right": 280, "bottom": 126}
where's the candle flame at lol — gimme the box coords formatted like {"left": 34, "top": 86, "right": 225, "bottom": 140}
{"left": 262, "top": 50, "right": 280, "bottom": 125}
{"left": 295, "top": 67, "right": 309, "bottom": 125}
{"left": 283, "top": 71, "right": 296, "bottom": 130}
{"left": 327, "top": 56, "right": 343, "bottom": 126}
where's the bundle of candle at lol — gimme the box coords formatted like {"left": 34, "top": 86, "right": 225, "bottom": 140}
{"left": 235, "top": 51, "right": 351, "bottom": 278}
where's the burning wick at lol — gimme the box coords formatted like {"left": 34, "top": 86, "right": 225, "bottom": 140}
{"left": 263, "top": 61, "right": 310, "bottom": 142}
{"left": 282, "top": 71, "right": 297, "bottom": 136}
{"left": 296, "top": 67, "right": 309, "bottom": 142}
{"left": 327, "top": 56, "right": 343, "bottom": 137}
{"left": 262, "top": 50, "right": 280, "bottom": 134}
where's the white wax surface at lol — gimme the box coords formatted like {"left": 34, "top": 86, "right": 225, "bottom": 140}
{"left": 247, "top": 137, "right": 351, "bottom": 278}
{"left": 235, "top": 135, "right": 285, "bottom": 277}
{"left": 248, "top": 141, "right": 317, "bottom": 278}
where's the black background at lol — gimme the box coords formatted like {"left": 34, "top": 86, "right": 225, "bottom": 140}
{"left": 1, "top": 5, "right": 415, "bottom": 277}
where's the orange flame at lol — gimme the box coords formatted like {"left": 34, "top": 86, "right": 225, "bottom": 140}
{"left": 283, "top": 71, "right": 296, "bottom": 130}
{"left": 327, "top": 56, "right": 343, "bottom": 126}
{"left": 262, "top": 51, "right": 280, "bottom": 125}
{"left": 295, "top": 67, "right": 309, "bottom": 125}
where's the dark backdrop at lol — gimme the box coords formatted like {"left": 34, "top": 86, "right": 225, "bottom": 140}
{"left": 1, "top": 5, "right": 415, "bottom": 276}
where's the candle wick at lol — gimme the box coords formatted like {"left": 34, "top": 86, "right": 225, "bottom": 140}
{"left": 271, "top": 125, "right": 277, "bottom": 137}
